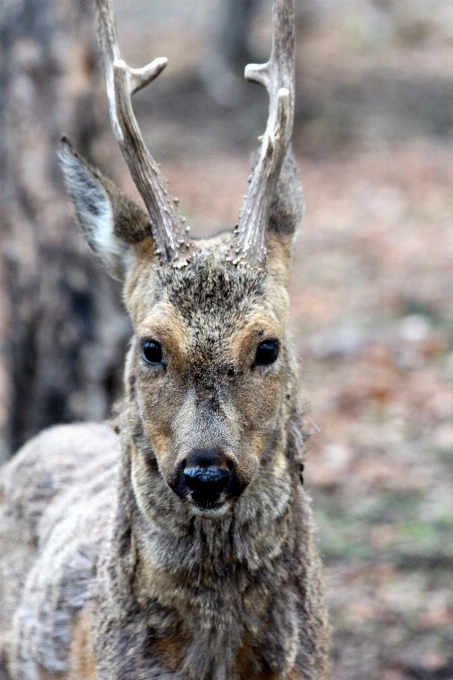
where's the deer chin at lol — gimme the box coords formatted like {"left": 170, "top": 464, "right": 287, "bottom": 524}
{"left": 180, "top": 480, "right": 248, "bottom": 517}
{"left": 189, "top": 499, "right": 232, "bottom": 519}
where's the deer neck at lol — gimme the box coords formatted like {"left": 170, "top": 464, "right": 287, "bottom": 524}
{"left": 92, "top": 392, "right": 309, "bottom": 679}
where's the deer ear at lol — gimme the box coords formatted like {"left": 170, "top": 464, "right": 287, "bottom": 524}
{"left": 268, "top": 147, "right": 304, "bottom": 242}
{"left": 59, "top": 137, "right": 152, "bottom": 281}
{"left": 266, "top": 146, "right": 304, "bottom": 268}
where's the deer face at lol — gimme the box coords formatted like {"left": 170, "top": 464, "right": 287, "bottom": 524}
{"left": 123, "top": 242, "right": 290, "bottom": 515}
{"left": 60, "top": 0, "right": 301, "bottom": 518}
{"left": 60, "top": 140, "right": 300, "bottom": 518}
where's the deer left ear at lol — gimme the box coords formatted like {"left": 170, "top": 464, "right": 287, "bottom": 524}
{"left": 59, "top": 137, "right": 152, "bottom": 281}
{"left": 268, "top": 147, "right": 304, "bottom": 241}
{"left": 266, "top": 146, "right": 305, "bottom": 271}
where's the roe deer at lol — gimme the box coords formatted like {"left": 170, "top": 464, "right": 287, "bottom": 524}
{"left": 0, "top": 0, "right": 330, "bottom": 678}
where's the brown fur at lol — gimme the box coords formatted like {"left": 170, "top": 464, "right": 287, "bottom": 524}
{"left": 68, "top": 609, "right": 97, "bottom": 680}
{"left": 0, "top": 99, "right": 330, "bottom": 680}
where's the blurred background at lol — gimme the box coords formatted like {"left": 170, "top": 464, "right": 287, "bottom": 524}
{"left": 1, "top": 0, "right": 453, "bottom": 678}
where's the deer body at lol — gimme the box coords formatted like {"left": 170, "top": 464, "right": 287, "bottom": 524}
{"left": 0, "top": 0, "right": 330, "bottom": 677}
{"left": 0, "top": 238, "right": 330, "bottom": 680}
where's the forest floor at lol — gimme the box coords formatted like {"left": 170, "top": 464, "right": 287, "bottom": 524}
{"left": 292, "top": 141, "right": 453, "bottom": 680}
{"left": 111, "top": 4, "right": 453, "bottom": 677}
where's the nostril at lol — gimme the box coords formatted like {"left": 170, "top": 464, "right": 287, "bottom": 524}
{"left": 181, "top": 449, "right": 233, "bottom": 507}
{"left": 183, "top": 466, "right": 229, "bottom": 487}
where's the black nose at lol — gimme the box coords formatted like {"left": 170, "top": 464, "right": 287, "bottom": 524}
{"left": 183, "top": 449, "right": 231, "bottom": 508}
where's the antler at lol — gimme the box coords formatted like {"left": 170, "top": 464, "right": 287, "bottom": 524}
{"left": 95, "top": 0, "right": 191, "bottom": 266}
{"left": 228, "top": 0, "right": 295, "bottom": 268}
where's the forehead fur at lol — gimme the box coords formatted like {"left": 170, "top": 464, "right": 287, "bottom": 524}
{"left": 157, "top": 254, "right": 264, "bottom": 318}
{"left": 126, "top": 236, "right": 289, "bottom": 331}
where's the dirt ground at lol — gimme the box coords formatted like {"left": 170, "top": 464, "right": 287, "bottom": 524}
{"left": 110, "top": 1, "right": 453, "bottom": 677}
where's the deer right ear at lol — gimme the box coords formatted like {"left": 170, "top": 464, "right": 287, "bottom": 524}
{"left": 59, "top": 137, "right": 152, "bottom": 281}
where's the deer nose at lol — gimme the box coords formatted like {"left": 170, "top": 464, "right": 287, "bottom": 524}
{"left": 183, "top": 449, "right": 231, "bottom": 506}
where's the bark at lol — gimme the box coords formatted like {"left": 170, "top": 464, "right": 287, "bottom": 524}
{"left": 0, "top": 0, "right": 128, "bottom": 459}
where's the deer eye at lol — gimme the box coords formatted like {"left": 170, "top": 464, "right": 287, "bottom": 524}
{"left": 141, "top": 340, "right": 164, "bottom": 366}
{"left": 253, "top": 339, "right": 279, "bottom": 367}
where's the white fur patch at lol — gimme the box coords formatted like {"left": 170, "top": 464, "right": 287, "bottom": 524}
{"left": 59, "top": 144, "right": 123, "bottom": 278}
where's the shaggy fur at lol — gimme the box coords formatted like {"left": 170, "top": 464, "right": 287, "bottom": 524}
{"left": 0, "top": 142, "right": 330, "bottom": 679}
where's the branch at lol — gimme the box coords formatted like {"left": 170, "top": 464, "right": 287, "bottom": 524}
{"left": 95, "top": 0, "right": 191, "bottom": 266}
{"left": 228, "top": 0, "right": 295, "bottom": 268}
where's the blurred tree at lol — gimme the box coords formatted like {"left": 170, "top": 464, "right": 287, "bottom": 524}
{"left": 219, "top": 0, "right": 261, "bottom": 74}
{"left": 201, "top": 0, "right": 318, "bottom": 105}
{"left": 0, "top": 0, "right": 128, "bottom": 458}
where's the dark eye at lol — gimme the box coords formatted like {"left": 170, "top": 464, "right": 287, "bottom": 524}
{"left": 253, "top": 339, "right": 279, "bottom": 367}
{"left": 141, "top": 339, "right": 164, "bottom": 366}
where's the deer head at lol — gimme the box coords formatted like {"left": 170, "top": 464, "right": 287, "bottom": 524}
{"left": 60, "top": 0, "right": 303, "bottom": 518}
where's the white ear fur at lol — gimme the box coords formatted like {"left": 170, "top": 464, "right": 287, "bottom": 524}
{"left": 59, "top": 140, "right": 128, "bottom": 280}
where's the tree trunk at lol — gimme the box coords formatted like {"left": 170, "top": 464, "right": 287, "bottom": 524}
{"left": 0, "top": 0, "right": 128, "bottom": 459}
{"left": 218, "top": 0, "right": 261, "bottom": 73}
{"left": 200, "top": 0, "right": 318, "bottom": 105}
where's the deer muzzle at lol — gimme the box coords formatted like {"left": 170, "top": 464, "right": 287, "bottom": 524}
{"left": 173, "top": 448, "right": 242, "bottom": 511}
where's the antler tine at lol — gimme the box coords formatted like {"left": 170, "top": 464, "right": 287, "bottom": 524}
{"left": 95, "top": 0, "right": 191, "bottom": 266}
{"left": 228, "top": 0, "right": 295, "bottom": 268}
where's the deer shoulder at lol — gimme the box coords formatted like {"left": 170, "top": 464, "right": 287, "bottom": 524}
{"left": 0, "top": 0, "right": 330, "bottom": 678}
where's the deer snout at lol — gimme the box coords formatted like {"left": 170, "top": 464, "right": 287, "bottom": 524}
{"left": 178, "top": 448, "right": 235, "bottom": 510}
{"left": 184, "top": 463, "right": 229, "bottom": 487}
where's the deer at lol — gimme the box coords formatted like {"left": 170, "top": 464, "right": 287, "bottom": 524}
{"left": 0, "top": 0, "right": 330, "bottom": 678}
